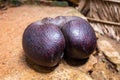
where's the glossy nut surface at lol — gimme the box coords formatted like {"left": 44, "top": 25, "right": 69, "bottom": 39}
{"left": 61, "top": 18, "right": 97, "bottom": 59}
{"left": 22, "top": 23, "right": 65, "bottom": 67}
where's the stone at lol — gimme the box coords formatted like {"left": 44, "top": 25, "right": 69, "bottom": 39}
{"left": 97, "top": 36, "right": 120, "bottom": 73}
{"left": 0, "top": 5, "right": 89, "bottom": 80}
{"left": 98, "top": 40, "right": 120, "bottom": 65}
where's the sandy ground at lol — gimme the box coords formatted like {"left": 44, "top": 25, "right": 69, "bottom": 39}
{"left": 0, "top": 5, "right": 120, "bottom": 80}
{"left": 0, "top": 5, "right": 91, "bottom": 80}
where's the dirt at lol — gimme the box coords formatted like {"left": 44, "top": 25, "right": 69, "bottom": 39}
{"left": 0, "top": 5, "right": 120, "bottom": 80}
{"left": 90, "top": 34, "right": 120, "bottom": 80}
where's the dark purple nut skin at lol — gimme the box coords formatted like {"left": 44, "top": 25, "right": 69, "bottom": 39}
{"left": 61, "top": 18, "right": 97, "bottom": 59}
{"left": 22, "top": 22, "right": 65, "bottom": 67}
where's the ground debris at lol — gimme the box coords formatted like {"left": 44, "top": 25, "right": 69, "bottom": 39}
{"left": 89, "top": 35, "right": 120, "bottom": 80}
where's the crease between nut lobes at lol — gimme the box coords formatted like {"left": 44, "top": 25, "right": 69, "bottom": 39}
{"left": 22, "top": 16, "right": 96, "bottom": 67}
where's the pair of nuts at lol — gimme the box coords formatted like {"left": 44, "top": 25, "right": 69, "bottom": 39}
{"left": 22, "top": 16, "right": 97, "bottom": 67}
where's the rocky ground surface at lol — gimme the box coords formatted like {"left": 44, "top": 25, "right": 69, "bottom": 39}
{"left": 0, "top": 5, "right": 120, "bottom": 80}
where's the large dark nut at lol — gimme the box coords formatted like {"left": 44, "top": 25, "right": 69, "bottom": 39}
{"left": 61, "top": 18, "right": 97, "bottom": 59}
{"left": 22, "top": 22, "right": 65, "bottom": 67}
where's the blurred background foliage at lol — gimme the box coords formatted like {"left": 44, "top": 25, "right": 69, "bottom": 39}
{"left": 0, "top": 0, "right": 89, "bottom": 16}
{"left": 0, "top": 0, "right": 80, "bottom": 8}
